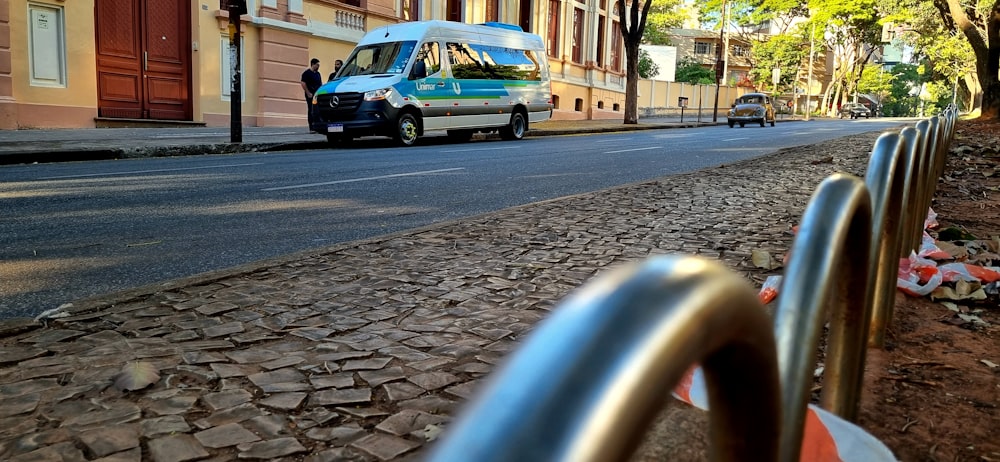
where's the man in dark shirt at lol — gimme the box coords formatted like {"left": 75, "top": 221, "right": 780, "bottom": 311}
{"left": 300, "top": 58, "right": 322, "bottom": 132}
{"left": 328, "top": 59, "right": 343, "bottom": 82}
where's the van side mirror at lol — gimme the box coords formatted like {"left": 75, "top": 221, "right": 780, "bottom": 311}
{"left": 410, "top": 61, "right": 427, "bottom": 80}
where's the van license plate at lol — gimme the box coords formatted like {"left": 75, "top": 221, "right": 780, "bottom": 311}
{"left": 328, "top": 124, "right": 344, "bottom": 133}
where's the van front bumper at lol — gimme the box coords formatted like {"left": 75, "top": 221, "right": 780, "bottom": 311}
{"left": 313, "top": 100, "right": 402, "bottom": 136}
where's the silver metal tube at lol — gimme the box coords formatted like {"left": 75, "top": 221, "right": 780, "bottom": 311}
{"left": 907, "top": 120, "right": 932, "bottom": 253}
{"left": 428, "top": 255, "right": 781, "bottom": 462}
{"left": 773, "top": 174, "right": 872, "bottom": 462}
{"left": 865, "top": 132, "right": 911, "bottom": 348}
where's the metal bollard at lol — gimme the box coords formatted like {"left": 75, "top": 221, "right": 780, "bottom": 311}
{"left": 906, "top": 120, "right": 932, "bottom": 253}
{"left": 427, "top": 255, "right": 781, "bottom": 462}
{"left": 772, "top": 174, "right": 872, "bottom": 462}
{"left": 865, "top": 132, "right": 913, "bottom": 348}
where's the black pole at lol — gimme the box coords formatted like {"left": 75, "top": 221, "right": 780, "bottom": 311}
{"left": 229, "top": 4, "right": 242, "bottom": 143}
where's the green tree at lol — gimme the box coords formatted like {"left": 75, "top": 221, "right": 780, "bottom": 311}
{"left": 750, "top": 31, "right": 807, "bottom": 92}
{"left": 638, "top": 49, "right": 660, "bottom": 79}
{"left": 929, "top": 0, "right": 1000, "bottom": 119}
{"left": 675, "top": 57, "right": 717, "bottom": 84}
{"left": 617, "top": 0, "right": 654, "bottom": 124}
{"left": 643, "top": 0, "right": 689, "bottom": 45}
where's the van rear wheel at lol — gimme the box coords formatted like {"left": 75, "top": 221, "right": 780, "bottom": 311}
{"left": 500, "top": 111, "right": 526, "bottom": 140}
{"left": 394, "top": 113, "right": 420, "bottom": 147}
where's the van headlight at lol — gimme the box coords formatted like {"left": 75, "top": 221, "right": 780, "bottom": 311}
{"left": 364, "top": 88, "right": 392, "bottom": 101}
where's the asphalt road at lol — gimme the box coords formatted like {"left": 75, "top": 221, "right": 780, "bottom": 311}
{"left": 0, "top": 118, "right": 907, "bottom": 318}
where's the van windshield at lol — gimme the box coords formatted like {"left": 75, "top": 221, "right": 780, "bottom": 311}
{"left": 339, "top": 41, "right": 417, "bottom": 77}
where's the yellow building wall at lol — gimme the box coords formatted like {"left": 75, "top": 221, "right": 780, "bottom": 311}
{"left": 10, "top": 0, "right": 98, "bottom": 128}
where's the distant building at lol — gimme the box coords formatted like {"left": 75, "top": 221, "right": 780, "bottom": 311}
{"left": 640, "top": 45, "right": 677, "bottom": 82}
{"left": 666, "top": 28, "right": 753, "bottom": 88}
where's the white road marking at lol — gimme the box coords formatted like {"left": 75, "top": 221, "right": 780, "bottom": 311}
{"left": 604, "top": 146, "right": 661, "bottom": 154}
{"left": 39, "top": 163, "right": 265, "bottom": 180}
{"left": 722, "top": 137, "right": 749, "bottom": 141}
{"left": 262, "top": 167, "right": 465, "bottom": 191}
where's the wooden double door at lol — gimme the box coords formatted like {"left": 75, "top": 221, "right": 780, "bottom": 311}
{"left": 95, "top": 0, "right": 191, "bottom": 120}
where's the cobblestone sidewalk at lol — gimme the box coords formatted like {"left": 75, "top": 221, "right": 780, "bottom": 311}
{"left": 0, "top": 130, "right": 877, "bottom": 461}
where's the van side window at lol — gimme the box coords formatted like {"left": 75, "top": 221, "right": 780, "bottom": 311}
{"left": 447, "top": 42, "right": 542, "bottom": 81}
{"left": 411, "top": 42, "right": 441, "bottom": 80}
{"left": 447, "top": 42, "right": 487, "bottom": 79}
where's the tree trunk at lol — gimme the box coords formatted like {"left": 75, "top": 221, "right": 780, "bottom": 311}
{"left": 624, "top": 43, "right": 640, "bottom": 124}
{"left": 935, "top": 0, "right": 999, "bottom": 119}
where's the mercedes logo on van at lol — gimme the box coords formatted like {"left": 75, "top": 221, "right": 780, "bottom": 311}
{"left": 328, "top": 96, "right": 340, "bottom": 108}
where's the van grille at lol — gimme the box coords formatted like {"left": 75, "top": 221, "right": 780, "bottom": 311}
{"left": 316, "top": 92, "right": 363, "bottom": 115}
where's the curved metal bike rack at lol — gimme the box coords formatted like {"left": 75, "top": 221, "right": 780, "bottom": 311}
{"left": 772, "top": 174, "right": 872, "bottom": 462}
{"left": 865, "top": 132, "right": 913, "bottom": 348}
{"left": 427, "top": 256, "right": 781, "bottom": 462}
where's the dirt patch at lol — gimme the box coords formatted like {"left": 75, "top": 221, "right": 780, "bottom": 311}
{"left": 859, "top": 118, "right": 1000, "bottom": 461}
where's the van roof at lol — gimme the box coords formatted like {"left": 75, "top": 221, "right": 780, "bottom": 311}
{"left": 358, "top": 20, "right": 544, "bottom": 49}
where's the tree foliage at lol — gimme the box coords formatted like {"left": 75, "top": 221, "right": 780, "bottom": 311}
{"left": 675, "top": 57, "right": 717, "bottom": 84}
{"left": 643, "top": 0, "right": 689, "bottom": 45}
{"left": 638, "top": 49, "right": 660, "bottom": 79}
{"left": 750, "top": 31, "right": 807, "bottom": 92}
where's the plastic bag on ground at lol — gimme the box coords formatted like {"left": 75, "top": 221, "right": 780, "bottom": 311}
{"left": 672, "top": 367, "right": 897, "bottom": 461}
{"left": 897, "top": 252, "right": 943, "bottom": 296}
{"left": 758, "top": 275, "right": 782, "bottom": 304}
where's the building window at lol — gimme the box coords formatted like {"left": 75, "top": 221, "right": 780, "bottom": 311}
{"left": 520, "top": 0, "right": 532, "bottom": 32}
{"left": 401, "top": 0, "right": 419, "bottom": 21}
{"left": 572, "top": 8, "right": 584, "bottom": 63}
{"left": 221, "top": 36, "right": 245, "bottom": 101}
{"left": 613, "top": 102, "right": 620, "bottom": 111}
{"left": 574, "top": 98, "right": 584, "bottom": 111}
{"left": 694, "top": 41, "right": 715, "bottom": 55}
{"left": 447, "top": 0, "right": 462, "bottom": 22}
{"left": 486, "top": 0, "right": 500, "bottom": 22}
{"left": 732, "top": 44, "right": 750, "bottom": 57}
{"left": 596, "top": 16, "right": 605, "bottom": 67}
{"left": 552, "top": 94, "right": 560, "bottom": 109}
{"left": 611, "top": 20, "right": 622, "bottom": 71}
{"left": 597, "top": 100, "right": 604, "bottom": 109}
{"left": 547, "top": 1, "right": 560, "bottom": 58}
{"left": 28, "top": 3, "right": 66, "bottom": 88}
{"left": 288, "top": 0, "right": 303, "bottom": 13}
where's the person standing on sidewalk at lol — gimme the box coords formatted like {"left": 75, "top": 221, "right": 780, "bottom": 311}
{"left": 328, "top": 59, "right": 343, "bottom": 82}
{"left": 300, "top": 58, "right": 322, "bottom": 132}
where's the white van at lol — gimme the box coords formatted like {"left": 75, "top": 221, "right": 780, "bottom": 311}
{"left": 312, "top": 20, "right": 553, "bottom": 146}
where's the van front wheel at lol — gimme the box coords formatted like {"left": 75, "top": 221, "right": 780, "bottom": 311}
{"left": 500, "top": 111, "right": 526, "bottom": 141}
{"left": 394, "top": 113, "right": 420, "bottom": 147}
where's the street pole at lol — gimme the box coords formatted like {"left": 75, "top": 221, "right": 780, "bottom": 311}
{"left": 227, "top": 1, "right": 246, "bottom": 143}
{"left": 712, "top": 0, "right": 727, "bottom": 122}
{"left": 805, "top": 23, "right": 814, "bottom": 121}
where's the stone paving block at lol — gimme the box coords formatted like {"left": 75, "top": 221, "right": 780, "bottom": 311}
{"left": 247, "top": 367, "right": 306, "bottom": 388}
{"left": 244, "top": 414, "right": 291, "bottom": 439}
{"left": 335, "top": 407, "right": 389, "bottom": 419}
{"left": 443, "top": 380, "right": 480, "bottom": 400}
{"left": 0, "top": 346, "right": 46, "bottom": 366}
{"left": 202, "top": 321, "right": 245, "bottom": 338}
{"left": 147, "top": 434, "right": 209, "bottom": 462}
{"left": 92, "top": 447, "right": 141, "bottom": 462}
{"left": 2, "top": 428, "right": 72, "bottom": 458}
{"left": 342, "top": 357, "right": 393, "bottom": 371}
{"left": 18, "top": 329, "right": 85, "bottom": 345}
{"left": 201, "top": 389, "right": 253, "bottom": 411}
{"left": 377, "top": 346, "right": 433, "bottom": 362}
{"left": 61, "top": 402, "right": 141, "bottom": 429}
{"left": 304, "top": 447, "right": 368, "bottom": 462}
{"left": 407, "top": 372, "right": 459, "bottom": 391}
{"left": 383, "top": 382, "right": 426, "bottom": 401}
{"left": 313, "top": 350, "right": 372, "bottom": 362}
{"left": 209, "top": 362, "right": 259, "bottom": 378}
{"left": 141, "top": 415, "right": 192, "bottom": 438}
{"left": 289, "top": 327, "right": 336, "bottom": 341}
{"left": 304, "top": 423, "right": 365, "bottom": 444}
{"left": 236, "top": 437, "right": 307, "bottom": 459}
{"left": 226, "top": 349, "right": 282, "bottom": 364}
{"left": 350, "top": 433, "right": 421, "bottom": 461}
{"left": 193, "top": 403, "right": 263, "bottom": 430}
{"left": 195, "top": 302, "right": 240, "bottom": 316}
{"left": 8, "top": 441, "right": 85, "bottom": 462}
{"left": 78, "top": 425, "right": 139, "bottom": 458}
{"left": 258, "top": 392, "right": 306, "bottom": 411}
{"left": 147, "top": 395, "right": 198, "bottom": 416}
{"left": 258, "top": 381, "right": 311, "bottom": 393}
{"left": 0, "top": 392, "right": 40, "bottom": 418}
{"left": 259, "top": 356, "right": 305, "bottom": 370}
{"left": 0, "top": 318, "right": 41, "bottom": 338}
{"left": 358, "top": 366, "right": 406, "bottom": 387}
{"left": 309, "top": 388, "right": 372, "bottom": 406}
{"left": 375, "top": 410, "right": 448, "bottom": 436}
{"left": 194, "top": 422, "right": 261, "bottom": 448}
{"left": 397, "top": 395, "right": 458, "bottom": 414}
{"left": 175, "top": 365, "right": 219, "bottom": 383}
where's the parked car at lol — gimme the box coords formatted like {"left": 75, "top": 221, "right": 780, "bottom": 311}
{"left": 727, "top": 93, "right": 776, "bottom": 128}
{"left": 838, "top": 103, "right": 871, "bottom": 119}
